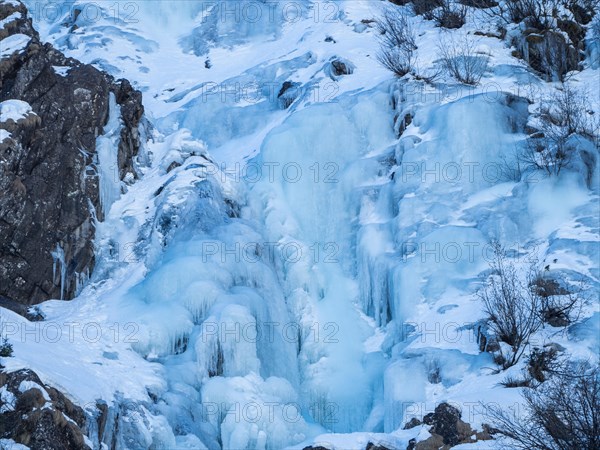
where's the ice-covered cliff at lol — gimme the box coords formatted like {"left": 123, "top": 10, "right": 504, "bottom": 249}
{"left": 1, "top": 0, "right": 598, "bottom": 449}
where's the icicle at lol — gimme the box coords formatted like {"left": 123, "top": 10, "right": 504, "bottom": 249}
{"left": 96, "top": 93, "right": 123, "bottom": 217}
{"left": 74, "top": 269, "right": 90, "bottom": 296}
{"left": 50, "top": 244, "right": 66, "bottom": 300}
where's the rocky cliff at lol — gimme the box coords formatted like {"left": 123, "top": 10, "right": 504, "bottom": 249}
{"left": 0, "top": 0, "right": 143, "bottom": 306}
{"left": 0, "top": 369, "right": 90, "bottom": 450}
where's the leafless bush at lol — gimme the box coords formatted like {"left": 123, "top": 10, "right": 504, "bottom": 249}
{"left": 498, "top": 149, "right": 525, "bottom": 182}
{"left": 531, "top": 272, "right": 584, "bottom": 327}
{"left": 481, "top": 0, "right": 592, "bottom": 80}
{"left": 412, "top": 0, "right": 444, "bottom": 17}
{"left": 489, "top": 363, "right": 600, "bottom": 450}
{"left": 563, "top": 0, "right": 597, "bottom": 24}
{"left": 438, "top": 34, "right": 488, "bottom": 84}
{"left": 526, "top": 345, "right": 563, "bottom": 382}
{"left": 412, "top": 61, "right": 444, "bottom": 83}
{"left": 376, "top": 8, "right": 418, "bottom": 77}
{"left": 520, "top": 86, "right": 599, "bottom": 176}
{"left": 521, "top": 136, "right": 571, "bottom": 177}
{"left": 458, "top": 0, "right": 498, "bottom": 8}
{"left": 477, "top": 244, "right": 543, "bottom": 369}
{"left": 431, "top": 0, "right": 468, "bottom": 28}
{"left": 500, "top": 374, "right": 531, "bottom": 387}
{"left": 491, "top": 0, "right": 559, "bottom": 29}
{"left": 545, "top": 87, "right": 599, "bottom": 138}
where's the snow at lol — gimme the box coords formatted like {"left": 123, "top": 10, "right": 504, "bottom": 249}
{"left": 0, "top": 33, "right": 30, "bottom": 58}
{"left": 286, "top": 428, "right": 424, "bottom": 450}
{"left": 0, "top": 12, "right": 21, "bottom": 29}
{"left": 52, "top": 65, "right": 71, "bottom": 77}
{"left": 0, "top": 386, "right": 16, "bottom": 413}
{"left": 2, "top": 0, "right": 598, "bottom": 448}
{"left": 0, "top": 129, "right": 11, "bottom": 142}
{"left": 18, "top": 380, "right": 51, "bottom": 401}
{"left": 527, "top": 173, "right": 592, "bottom": 238}
{"left": 0, "top": 100, "right": 35, "bottom": 123}
{"left": 0, "top": 439, "right": 30, "bottom": 450}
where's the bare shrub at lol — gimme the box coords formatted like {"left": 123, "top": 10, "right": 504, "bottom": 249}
{"left": 520, "top": 86, "right": 599, "bottom": 176}
{"left": 438, "top": 34, "right": 488, "bottom": 84}
{"left": 412, "top": 0, "right": 444, "bottom": 17}
{"left": 477, "top": 244, "right": 543, "bottom": 369}
{"left": 500, "top": 374, "right": 531, "bottom": 387}
{"left": 543, "top": 87, "right": 599, "bottom": 138}
{"left": 563, "top": 0, "right": 597, "bottom": 24}
{"left": 376, "top": 8, "right": 418, "bottom": 77}
{"left": 412, "top": 61, "right": 443, "bottom": 83}
{"left": 488, "top": 363, "right": 600, "bottom": 450}
{"left": 531, "top": 271, "right": 583, "bottom": 327}
{"left": 521, "top": 135, "right": 571, "bottom": 177}
{"left": 458, "top": 0, "right": 498, "bottom": 8}
{"left": 526, "top": 345, "right": 562, "bottom": 382}
{"left": 431, "top": 0, "right": 468, "bottom": 28}
{"left": 498, "top": 148, "right": 525, "bottom": 182}
{"left": 489, "top": 0, "right": 559, "bottom": 29}
{"left": 481, "top": 0, "right": 591, "bottom": 80}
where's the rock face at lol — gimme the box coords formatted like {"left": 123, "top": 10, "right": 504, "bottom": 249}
{"left": 520, "top": 29, "right": 580, "bottom": 81}
{"left": 404, "top": 402, "right": 493, "bottom": 450}
{"left": 0, "top": 369, "right": 89, "bottom": 449}
{"left": 327, "top": 57, "right": 355, "bottom": 79}
{"left": 0, "top": 0, "right": 143, "bottom": 306}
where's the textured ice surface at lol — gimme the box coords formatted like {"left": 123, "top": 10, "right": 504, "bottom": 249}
{"left": 3, "top": 0, "right": 598, "bottom": 449}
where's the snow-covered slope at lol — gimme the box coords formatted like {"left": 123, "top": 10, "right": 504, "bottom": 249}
{"left": 1, "top": 1, "right": 599, "bottom": 449}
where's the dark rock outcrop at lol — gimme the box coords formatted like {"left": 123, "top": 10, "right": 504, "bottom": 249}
{"left": 327, "top": 57, "right": 355, "bottom": 79}
{"left": 422, "top": 402, "right": 463, "bottom": 446}
{"left": 366, "top": 442, "right": 393, "bottom": 450}
{"left": 516, "top": 28, "right": 581, "bottom": 81}
{"left": 278, "top": 81, "right": 301, "bottom": 109}
{"left": 405, "top": 402, "right": 493, "bottom": 450}
{"left": 0, "top": 295, "right": 43, "bottom": 321}
{"left": 331, "top": 59, "right": 353, "bottom": 76}
{"left": 403, "top": 417, "right": 422, "bottom": 429}
{"left": 0, "top": 0, "right": 143, "bottom": 306}
{"left": 0, "top": 369, "right": 90, "bottom": 449}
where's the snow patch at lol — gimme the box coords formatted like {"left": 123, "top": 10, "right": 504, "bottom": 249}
{"left": 0, "top": 12, "right": 21, "bottom": 29}
{"left": 0, "top": 129, "right": 11, "bottom": 142}
{"left": 0, "top": 386, "right": 16, "bottom": 413}
{"left": 0, "top": 33, "right": 30, "bottom": 58}
{"left": 0, "top": 99, "right": 35, "bottom": 123}
{"left": 18, "top": 380, "right": 51, "bottom": 402}
{"left": 0, "top": 439, "right": 30, "bottom": 450}
{"left": 52, "top": 65, "right": 71, "bottom": 77}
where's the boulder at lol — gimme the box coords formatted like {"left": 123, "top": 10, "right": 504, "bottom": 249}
{"left": 327, "top": 57, "right": 355, "bottom": 79}
{"left": 0, "top": 369, "right": 89, "bottom": 450}
{"left": 410, "top": 402, "right": 493, "bottom": 449}
{"left": 366, "top": 442, "right": 393, "bottom": 450}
